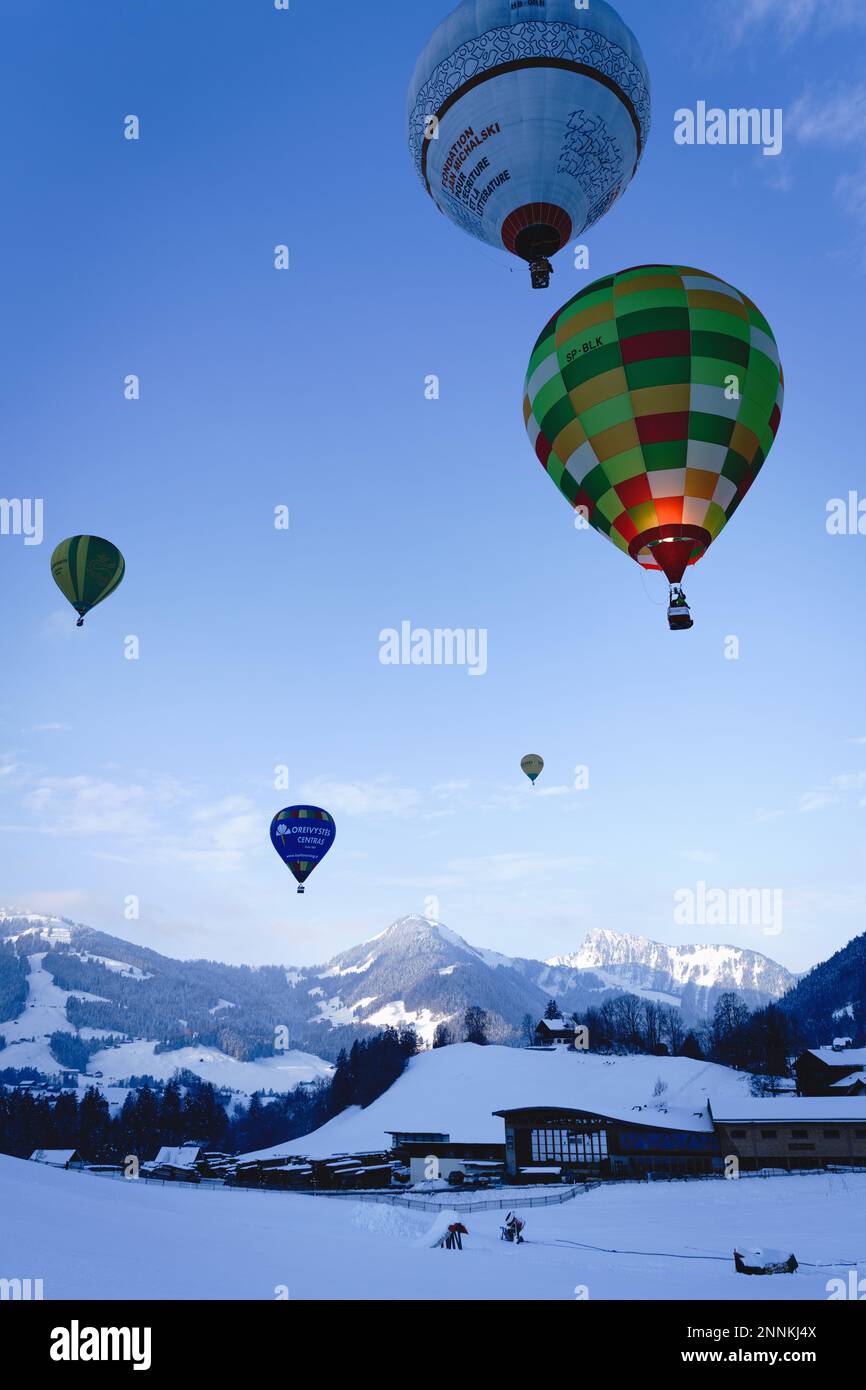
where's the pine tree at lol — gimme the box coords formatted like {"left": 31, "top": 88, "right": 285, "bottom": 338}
{"left": 682, "top": 1031, "right": 704, "bottom": 1061}
{"left": 463, "top": 1006, "right": 489, "bottom": 1045}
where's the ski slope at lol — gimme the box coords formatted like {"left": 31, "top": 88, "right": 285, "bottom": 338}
{"left": 1, "top": 1154, "right": 862, "bottom": 1301}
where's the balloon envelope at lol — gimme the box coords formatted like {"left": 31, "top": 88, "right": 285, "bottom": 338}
{"left": 408, "top": 0, "right": 651, "bottom": 275}
{"left": 521, "top": 754, "right": 544, "bottom": 784}
{"left": 270, "top": 806, "right": 336, "bottom": 892}
{"left": 523, "top": 265, "right": 784, "bottom": 582}
{"left": 50, "top": 536, "right": 125, "bottom": 621}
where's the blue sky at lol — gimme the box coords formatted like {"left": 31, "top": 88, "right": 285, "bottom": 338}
{"left": 2, "top": 0, "right": 866, "bottom": 972}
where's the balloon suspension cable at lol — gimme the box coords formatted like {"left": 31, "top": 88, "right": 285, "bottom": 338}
{"left": 530, "top": 258, "right": 553, "bottom": 290}
{"left": 638, "top": 565, "right": 667, "bottom": 608}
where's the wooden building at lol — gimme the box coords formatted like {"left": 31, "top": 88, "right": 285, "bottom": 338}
{"left": 29, "top": 1149, "right": 85, "bottom": 1170}
{"left": 713, "top": 1099, "right": 866, "bottom": 1171}
{"left": 141, "top": 1144, "right": 204, "bottom": 1181}
{"left": 387, "top": 1135, "right": 505, "bottom": 1185}
{"left": 534, "top": 1018, "right": 577, "bottom": 1048}
{"left": 794, "top": 1047, "right": 866, "bottom": 1096}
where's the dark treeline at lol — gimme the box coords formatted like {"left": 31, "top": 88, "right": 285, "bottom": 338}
{"left": 328, "top": 1026, "right": 420, "bottom": 1112}
{"left": 0, "top": 943, "right": 29, "bottom": 1023}
{"left": 775, "top": 930, "right": 865, "bottom": 1046}
{"left": 0, "top": 1025, "right": 420, "bottom": 1163}
{"left": 432, "top": 1005, "right": 492, "bottom": 1048}
{"left": 565, "top": 992, "right": 801, "bottom": 1085}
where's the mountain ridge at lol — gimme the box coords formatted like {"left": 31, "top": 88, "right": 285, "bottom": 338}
{"left": 0, "top": 909, "right": 800, "bottom": 1070}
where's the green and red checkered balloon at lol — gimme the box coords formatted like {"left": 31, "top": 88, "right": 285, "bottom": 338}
{"left": 523, "top": 265, "right": 784, "bottom": 584}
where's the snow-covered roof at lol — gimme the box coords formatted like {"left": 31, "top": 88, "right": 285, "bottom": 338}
{"left": 497, "top": 1102, "right": 714, "bottom": 1133}
{"left": 830, "top": 1076, "right": 866, "bottom": 1090}
{"left": 30, "top": 1150, "right": 80, "bottom": 1165}
{"left": 715, "top": 1098, "right": 866, "bottom": 1122}
{"left": 537, "top": 1018, "right": 575, "bottom": 1034}
{"left": 802, "top": 1048, "right": 866, "bottom": 1068}
{"left": 237, "top": 1044, "right": 754, "bottom": 1161}
{"left": 146, "top": 1145, "right": 201, "bottom": 1169}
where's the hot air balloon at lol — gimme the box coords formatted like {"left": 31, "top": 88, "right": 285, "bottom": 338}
{"left": 523, "top": 265, "right": 784, "bottom": 629}
{"left": 521, "top": 754, "right": 544, "bottom": 785}
{"left": 50, "top": 536, "right": 126, "bottom": 627}
{"left": 407, "top": 0, "right": 651, "bottom": 288}
{"left": 270, "top": 806, "right": 336, "bottom": 895}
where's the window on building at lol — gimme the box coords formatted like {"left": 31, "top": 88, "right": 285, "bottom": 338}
{"left": 730, "top": 1130, "right": 746, "bottom": 1138}
{"left": 855, "top": 1130, "right": 866, "bottom": 1139}
{"left": 529, "top": 1126, "right": 608, "bottom": 1165}
{"left": 789, "top": 1142, "right": 814, "bottom": 1152}
{"left": 760, "top": 1130, "right": 777, "bottom": 1139}
{"left": 791, "top": 1129, "right": 808, "bottom": 1139}
{"left": 822, "top": 1130, "right": 840, "bottom": 1139}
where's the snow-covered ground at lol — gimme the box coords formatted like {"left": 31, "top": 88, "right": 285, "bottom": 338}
{"left": 241, "top": 1043, "right": 754, "bottom": 1161}
{"left": 1, "top": 1154, "right": 862, "bottom": 1300}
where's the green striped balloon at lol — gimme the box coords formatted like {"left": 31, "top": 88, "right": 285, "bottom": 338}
{"left": 50, "top": 536, "right": 125, "bottom": 626}
{"left": 524, "top": 265, "right": 784, "bottom": 585}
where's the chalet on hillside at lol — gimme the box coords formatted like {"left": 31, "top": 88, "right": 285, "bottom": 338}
{"left": 141, "top": 1144, "right": 203, "bottom": 1182}
{"left": 534, "top": 1017, "right": 577, "bottom": 1048}
{"left": 30, "top": 1149, "right": 85, "bottom": 1170}
{"left": 794, "top": 1047, "right": 866, "bottom": 1096}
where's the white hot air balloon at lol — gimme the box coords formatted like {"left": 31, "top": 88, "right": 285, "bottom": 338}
{"left": 407, "top": 0, "right": 651, "bottom": 287}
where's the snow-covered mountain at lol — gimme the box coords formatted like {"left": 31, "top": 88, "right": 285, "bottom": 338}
{"left": 0, "top": 911, "right": 798, "bottom": 1088}
{"left": 0, "top": 913, "right": 333, "bottom": 1096}
{"left": 541, "top": 928, "right": 798, "bottom": 1019}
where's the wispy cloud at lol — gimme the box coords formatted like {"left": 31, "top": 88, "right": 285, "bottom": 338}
{"left": 681, "top": 849, "right": 719, "bottom": 865}
{"left": 380, "top": 851, "right": 597, "bottom": 894}
{"left": 299, "top": 777, "right": 425, "bottom": 819}
{"left": 9, "top": 771, "right": 263, "bottom": 872}
{"left": 728, "top": 0, "right": 866, "bottom": 46}
{"left": 756, "top": 771, "right": 866, "bottom": 822}
{"left": 836, "top": 169, "right": 866, "bottom": 224}
{"left": 790, "top": 83, "right": 866, "bottom": 145}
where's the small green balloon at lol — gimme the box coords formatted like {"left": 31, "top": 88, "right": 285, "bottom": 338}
{"left": 51, "top": 536, "right": 125, "bottom": 627}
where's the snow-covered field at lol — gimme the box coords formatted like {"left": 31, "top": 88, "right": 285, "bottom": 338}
{"left": 85, "top": 1039, "right": 333, "bottom": 1094}
{"left": 1, "top": 1154, "right": 862, "bottom": 1301}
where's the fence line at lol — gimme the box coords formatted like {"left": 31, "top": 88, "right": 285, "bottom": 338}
{"left": 56, "top": 1161, "right": 866, "bottom": 1205}
{"left": 315, "top": 1182, "right": 601, "bottom": 1213}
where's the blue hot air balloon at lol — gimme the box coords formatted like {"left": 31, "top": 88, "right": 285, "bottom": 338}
{"left": 270, "top": 806, "right": 336, "bottom": 895}
{"left": 407, "top": 0, "right": 651, "bottom": 287}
